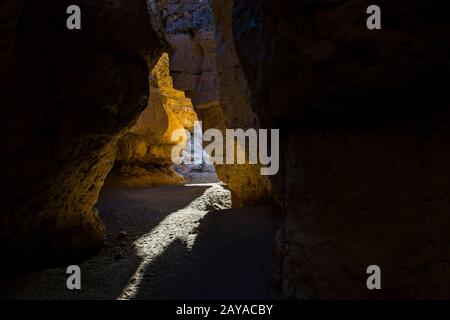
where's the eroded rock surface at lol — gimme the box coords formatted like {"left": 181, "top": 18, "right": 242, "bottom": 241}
{"left": 148, "top": 0, "right": 219, "bottom": 107}
{"left": 106, "top": 53, "right": 197, "bottom": 188}
{"left": 233, "top": 0, "right": 450, "bottom": 298}
{"left": 148, "top": 0, "right": 270, "bottom": 206}
{"left": 0, "top": 0, "right": 162, "bottom": 269}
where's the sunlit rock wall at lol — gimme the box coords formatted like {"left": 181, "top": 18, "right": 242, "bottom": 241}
{"left": 0, "top": 0, "right": 162, "bottom": 270}
{"left": 107, "top": 53, "right": 197, "bottom": 188}
{"left": 147, "top": 0, "right": 219, "bottom": 107}
{"left": 148, "top": 0, "right": 270, "bottom": 206}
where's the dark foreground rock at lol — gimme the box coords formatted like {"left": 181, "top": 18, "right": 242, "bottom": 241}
{"left": 232, "top": 0, "right": 450, "bottom": 298}
{"left": 0, "top": 0, "right": 162, "bottom": 269}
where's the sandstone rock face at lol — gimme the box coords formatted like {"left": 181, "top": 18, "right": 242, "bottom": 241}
{"left": 233, "top": 0, "right": 450, "bottom": 298}
{"left": 0, "top": 0, "right": 162, "bottom": 269}
{"left": 147, "top": 0, "right": 219, "bottom": 107}
{"left": 148, "top": 0, "right": 270, "bottom": 206}
{"left": 106, "top": 53, "right": 197, "bottom": 188}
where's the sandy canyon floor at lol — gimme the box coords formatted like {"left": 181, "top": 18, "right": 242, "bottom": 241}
{"left": 0, "top": 183, "right": 280, "bottom": 300}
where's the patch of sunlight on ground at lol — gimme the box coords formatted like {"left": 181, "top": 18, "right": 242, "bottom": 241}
{"left": 117, "top": 183, "right": 231, "bottom": 299}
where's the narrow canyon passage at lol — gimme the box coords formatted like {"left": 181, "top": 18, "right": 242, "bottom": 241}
{"left": 0, "top": 183, "right": 280, "bottom": 300}
{"left": 1, "top": 0, "right": 448, "bottom": 301}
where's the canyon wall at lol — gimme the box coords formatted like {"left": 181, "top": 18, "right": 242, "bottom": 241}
{"left": 0, "top": 0, "right": 162, "bottom": 269}
{"left": 232, "top": 0, "right": 450, "bottom": 298}
{"left": 106, "top": 53, "right": 197, "bottom": 188}
{"left": 148, "top": 0, "right": 270, "bottom": 206}
{"left": 1, "top": 0, "right": 447, "bottom": 299}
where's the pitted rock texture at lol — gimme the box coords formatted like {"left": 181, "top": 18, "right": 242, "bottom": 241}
{"left": 147, "top": 0, "right": 218, "bottom": 107}
{"left": 209, "top": 0, "right": 271, "bottom": 207}
{"left": 233, "top": 0, "right": 450, "bottom": 298}
{"left": 107, "top": 53, "right": 197, "bottom": 188}
{"left": 149, "top": 0, "right": 271, "bottom": 206}
{"left": 0, "top": 0, "right": 162, "bottom": 269}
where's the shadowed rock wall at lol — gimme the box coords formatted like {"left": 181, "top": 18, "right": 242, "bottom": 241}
{"left": 232, "top": 0, "right": 450, "bottom": 298}
{"left": 0, "top": 0, "right": 162, "bottom": 269}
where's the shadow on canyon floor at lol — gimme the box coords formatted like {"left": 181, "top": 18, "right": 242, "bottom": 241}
{"left": 132, "top": 205, "right": 281, "bottom": 300}
{"left": 0, "top": 184, "right": 280, "bottom": 300}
